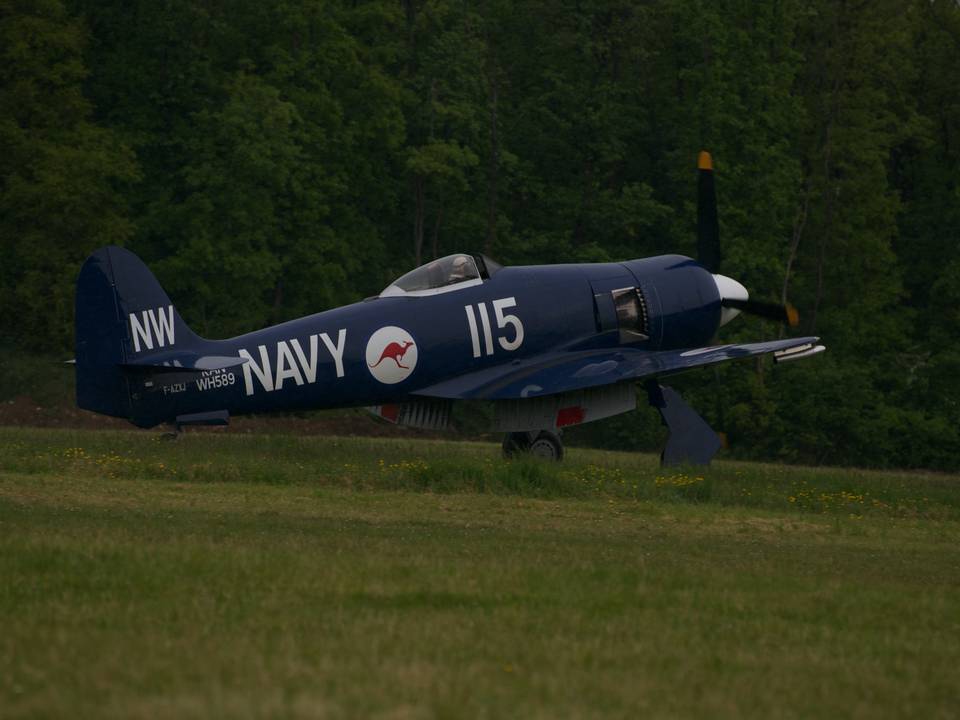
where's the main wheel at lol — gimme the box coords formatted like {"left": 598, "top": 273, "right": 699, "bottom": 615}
{"left": 529, "top": 431, "right": 564, "bottom": 461}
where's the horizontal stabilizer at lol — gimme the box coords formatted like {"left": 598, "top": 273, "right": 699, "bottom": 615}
{"left": 121, "top": 352, "right": 249, "bottom": 374}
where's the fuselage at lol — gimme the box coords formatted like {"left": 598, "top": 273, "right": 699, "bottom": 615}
{"left": 126, "top": 254, "right": 721, "bottom": 427}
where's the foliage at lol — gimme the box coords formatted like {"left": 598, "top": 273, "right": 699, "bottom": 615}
{"left": 2, "top": 0, "right": 959, "bottom": 469}
{"left": 0, "top": 0, "right": 137, "bottom": 348}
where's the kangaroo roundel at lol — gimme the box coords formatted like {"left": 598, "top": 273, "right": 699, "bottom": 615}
{"left": 366, "top": 326, "right": 418, "bottom": 384}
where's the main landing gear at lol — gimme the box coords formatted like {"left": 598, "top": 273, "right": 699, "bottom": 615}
{"left": 502, "top": 430, "right": 565, "bottom": 461}
{"left": 500, "top": 382, "right": 722, "bottom": 466}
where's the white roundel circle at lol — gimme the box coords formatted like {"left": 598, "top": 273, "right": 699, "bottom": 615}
{"left": 365, "top": 326, "right": 418, "bottom": 384}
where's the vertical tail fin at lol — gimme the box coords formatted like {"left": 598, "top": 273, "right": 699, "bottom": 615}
{"left": 75, "top": 246, "right": 200, "bottom": 419}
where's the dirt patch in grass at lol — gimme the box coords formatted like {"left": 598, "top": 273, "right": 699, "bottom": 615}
{"left": 0, "top": 395, "right": 451, "bottom": 439}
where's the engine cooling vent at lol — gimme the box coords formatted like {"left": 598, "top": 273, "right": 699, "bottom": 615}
{"left": 611, "top": 287, "right": 649, "bottom": 342}
{"left": 367, "top": 400, "right": 451, "bottom": 430}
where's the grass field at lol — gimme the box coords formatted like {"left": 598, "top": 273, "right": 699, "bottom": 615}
{"left": 1, "top": 426, "right": 958, "bottom": 719}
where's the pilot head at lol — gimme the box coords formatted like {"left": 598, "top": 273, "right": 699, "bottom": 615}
{"left": 451, "top": 255, "right": 471, "bottom": 281}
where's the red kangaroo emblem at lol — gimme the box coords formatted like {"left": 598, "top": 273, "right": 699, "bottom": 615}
{"left": 369, "top": 341, "right": 415, "bottom": 370}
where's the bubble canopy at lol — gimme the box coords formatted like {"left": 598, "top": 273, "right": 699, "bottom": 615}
{"left": 380, "top": 254, "right": 485, "bottom": 297}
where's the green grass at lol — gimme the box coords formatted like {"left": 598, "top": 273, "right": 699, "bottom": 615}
{"left": 1, "top": 427, "right": 958, "bottom": 718}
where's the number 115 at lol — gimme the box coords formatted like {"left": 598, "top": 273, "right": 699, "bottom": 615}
{"left": 465, "top": 297, "right": 524, "bottom": 358}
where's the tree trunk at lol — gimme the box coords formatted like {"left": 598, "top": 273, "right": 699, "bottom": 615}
{"left": 810, "top": 24, "right": 844, "bottom": 332}
{"left": 812, "top": 112, "right": 838, "bottom": 334}
{"left": 779, "top": 188, "right": 809, "bottom": 339}
{"left": 271, "top": 277, "right": 284, "bottom": 325}
{"left": 485, "top": 63, "right": 500, "bottom": 256}
{"left": 414, "top": 176, "right": 425, "bottom": 266}
{"left": 431, "top": 205, "right": 443, "bottom": 260}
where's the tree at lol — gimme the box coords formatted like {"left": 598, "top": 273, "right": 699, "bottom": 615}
{"left": 69, "top": 0, "right": 407, "bottom": 334}
{"left": 0, "top": 0, "right": 137, "bottom": 351}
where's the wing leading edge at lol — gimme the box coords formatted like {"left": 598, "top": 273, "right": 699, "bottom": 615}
{"left": 413, "top": 337, "right": 824, "bottom": 401}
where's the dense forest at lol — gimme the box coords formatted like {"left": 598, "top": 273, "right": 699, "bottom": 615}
{"left": 1, "top": 0, "right": 958, "bottom": 469}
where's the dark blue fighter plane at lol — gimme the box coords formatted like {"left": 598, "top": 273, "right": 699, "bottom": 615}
{"left": 74, "top": 153, "right": 824, "bottom": 464}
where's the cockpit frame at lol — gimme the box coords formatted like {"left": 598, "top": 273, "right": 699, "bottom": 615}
{"left": 380, "top": 253, "right": 500, "bottom": 298}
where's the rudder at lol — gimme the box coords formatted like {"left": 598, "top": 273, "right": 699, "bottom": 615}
{"left": 75, "top": 246, "right": 200, "bottom": 420}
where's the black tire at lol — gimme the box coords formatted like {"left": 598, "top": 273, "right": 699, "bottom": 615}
{"left": 529, "top": 431, "right": 564, "bottom": 461}
{"left": 502, "top": 431, "right": 532, "bottom": 458}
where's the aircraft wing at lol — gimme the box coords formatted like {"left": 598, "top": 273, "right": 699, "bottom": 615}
{"left": 413, "top": 337, "right": 823, "bottom": 400}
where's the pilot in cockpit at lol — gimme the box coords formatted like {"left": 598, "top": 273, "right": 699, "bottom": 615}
{"left": 449, "top": 255, "right": 471, "bottom": 283}
{"left": 379, "top": 253, "right": 481, "bottom": 296}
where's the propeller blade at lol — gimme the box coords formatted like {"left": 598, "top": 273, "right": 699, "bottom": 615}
{"left": 722, "top": 298, "right": 799, "bottom": 327}
{"left": 697, "top": 151, "right": 721, "bottom": 273}
{"left": 699, "top": 154, "right": 799, "bottom": 329}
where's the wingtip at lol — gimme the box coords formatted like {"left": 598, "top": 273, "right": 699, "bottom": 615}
{"left": 698, "top": 150, "right": 713, "bottom": 171}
